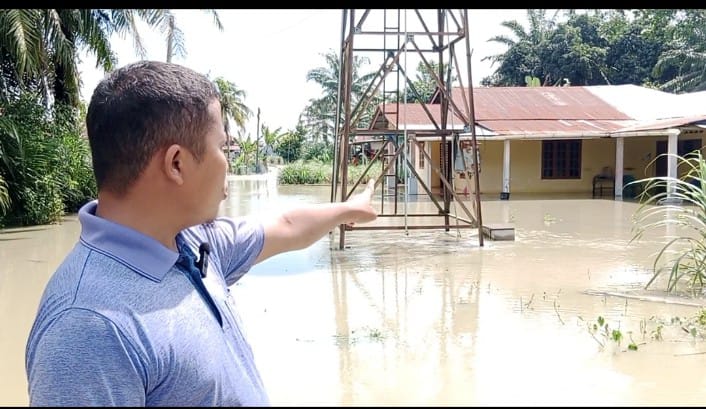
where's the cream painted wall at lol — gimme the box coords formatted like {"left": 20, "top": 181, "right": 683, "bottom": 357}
{"left": 406, "top": 132, "right": 706, "bottom": 196}
{"left": 480, "top": 138, "right": 615, "bottom": 194}
{"left": 624, "top": 137, "right": 661, "bottom": 179}
{"left": 462, "top": 138, "right": 617, "bottom": 194}
{"left": 624, "top": 132, "right": 706, "bottom": 179}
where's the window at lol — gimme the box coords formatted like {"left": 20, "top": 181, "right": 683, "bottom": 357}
{"left": 542, "top": 140, "right": 582, "bottom": 179}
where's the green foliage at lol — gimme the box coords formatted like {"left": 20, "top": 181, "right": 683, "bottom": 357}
{"left": 0, "top": 94, "right": 95, "bottom": 226}
{"left": 276, "top": 127, "right": 305, "bottom": 163}
{"left": 51, "top": 103, "right": 97, "bottom": 212}
{"left": 0, "top": 8, "right": 219, "bottom": 227}
{"left": 482, "top": 9, "right": 706, "bottom": 91}
{"left": 229, "top": 132, "right": 258, "bottom": 175}
{"left": 524, "top": 75, "right": 541, "bottom": 87}
{"left": 0, "top": 173, "right": 9, "bottom": 217}
{"left": 404, "top": 60, "right": 456, "bottom": 103}
{"left": 630, "top": 150, "right": 706, "bottom": 294}
{"left": 538, "top": 14, "right": 609, "bottom": 86}
{"left": 302, "top": 49, "right": 378, "bottom": 143}
{"left": 278, "top": 160, "right": 382, "bottom": 186}
{"left": 213, "top": 76, "right": 251, "bottom": 134}
{"left": 278, "top": 160, "right": 330, "bottom": 185}
{"left": 347, "top": 160, "right": 381, "bottom": 185}
{"left": 18, "top": 174, "right": 64, "bottom": 225}
{"left": 584, "top": 307, "right": 706, "bottom": 353}
{"left": 302, "top": 141, "right": 334, "bottom": 162}
{"left": 584, "top": 315, "right": 640, "bottom": 352}
{"left": 1, "top": 9, "right": 221, "bottom": 107}
{"left": 606, "top": 24, "right": 665, "bottom": 85}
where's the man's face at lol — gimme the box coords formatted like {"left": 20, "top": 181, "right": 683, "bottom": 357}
{"left": 185, "top": 100, "right": 229, "bottom": 224}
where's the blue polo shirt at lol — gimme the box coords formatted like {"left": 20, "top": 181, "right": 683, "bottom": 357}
{"left": 25, "top": 200, "right": 269, "bottom": 406}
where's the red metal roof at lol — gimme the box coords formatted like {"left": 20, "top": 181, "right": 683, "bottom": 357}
{"left": 372, "top": 103, "right": 467, "bottom": 129}
{"left": 477, "top": 119, "right": 633, "bottom": 134}
{"left": 373, "top": 86, "right": 655, "bottom": 136}
{"left": 373, "top": 85, "right": 705, "bottom": 137}
{"left": 614, "top": 114, "right": 706, "bottom": 133}
{"left": 448, "top": 86, "right": 632, "bottom": 121}
{"left": 374, "top": 87, "right": 635, "bottom": 135}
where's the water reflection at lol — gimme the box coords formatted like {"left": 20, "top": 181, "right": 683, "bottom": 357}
{"left": 0, "top": 216, "right": 81, "bottom": 406}
{"left": 3, "top": 172, "right": 706, "bottom": 405}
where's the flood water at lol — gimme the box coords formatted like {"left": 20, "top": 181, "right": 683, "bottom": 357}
{"left": 3, "top": 172, "right": 706, "bottom": 406}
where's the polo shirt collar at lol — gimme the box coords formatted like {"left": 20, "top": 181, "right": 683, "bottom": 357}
{"left": 78, "top": 200, "right": 179, "bottom": 282}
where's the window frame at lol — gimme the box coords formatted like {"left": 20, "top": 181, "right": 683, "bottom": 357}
{"left": 541, "top": 139, "right": 582, "bottom": 180}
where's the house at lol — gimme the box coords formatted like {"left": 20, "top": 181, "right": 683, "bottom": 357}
{"left": 222, "top": 139, "right": 241, "bottom": 160}
{"left": 359, "top": 84, "right": 706, "bottom": 199}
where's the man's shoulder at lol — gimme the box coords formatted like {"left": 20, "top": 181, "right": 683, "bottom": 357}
{"left": 183, "top": 216, "right": 263, "bottom": 241}
{"left": 45, "top": 242, "right": 137, "bottom": 301}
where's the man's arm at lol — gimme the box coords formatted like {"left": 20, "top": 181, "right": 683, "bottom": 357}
{"left": 255, "top": 179, "right": 377, "bottom": 264}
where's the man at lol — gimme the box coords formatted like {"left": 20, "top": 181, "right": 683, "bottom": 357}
{"left": 25, "top": 60, "right": 377, "bottom": 406}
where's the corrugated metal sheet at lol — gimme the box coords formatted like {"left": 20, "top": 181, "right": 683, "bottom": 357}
{"left": 372, "top": 85, "right": 706, "bottom": 138}
{"left": 477, "top": 119, "right": 635, "bottom": 134}
{"left": 451, "top": 86, "right": 632, "bottom": 121}
{"left": 376, "top": 103, "right": 467, "bottom": 128}
{"left": 614, "top": 114, "right": 706, "bottom": 133}
{"left": 586, "top": 84, "right": 683, "bottom": 120}
{"left": 588, "top": 85, "right": 706, "bottom": 120}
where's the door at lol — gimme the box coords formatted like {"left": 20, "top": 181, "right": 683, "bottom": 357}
{"left": 655, "top": 138, "right": 701, "bottom": 177}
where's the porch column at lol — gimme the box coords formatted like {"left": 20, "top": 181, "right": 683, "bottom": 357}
{"left": 667, "top": 128, "right": 680, "bottom": 197}
{"left": 501, "top": 139, "right": 510, "bottom": 200}
{"left": 406, "top": 136, "right": 418, "bottom": 195}
{"left": 614, "top": 137, "right": 624, "bottom": 198}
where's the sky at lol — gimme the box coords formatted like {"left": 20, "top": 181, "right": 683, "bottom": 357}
{"left": 77, "top": 9, "right": 530, "bottom": 139}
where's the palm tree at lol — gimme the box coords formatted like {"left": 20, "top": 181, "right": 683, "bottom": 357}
{"left": 0, "top": 174, "right": 9, "bottom": 217}
{"left": 299, "top": 97, "right": 335, "bottom": 146}
{"left": 304, "top": 49, "right": 377, "bottom": 140}
{"left": 655, "top": 49, "right": 706, "bottom": 93}
{"left": 212, "top": 76, "right": 251, "bottom": 166}
{"left": 654, "top": 14, "right": 706, "bottom": 94}
{"left": 260, "top": 124, "right": 283, "bottom": 158}
{"left": 213, "top": 77, "right": 251, "bottom": 132}
{"left": 234, "top": 131, "right": 257, "bottom": 173}
{"left": 643, "top": 9, "right": 706, "bottom": 93}
{"left": 404, "top": 60, "right": 457, "bottom": 103}
{"left": 0, "top": 9, "right": 222, "bottom": 107}
{"left": 164, "top": 9, "right": 222, "bottom": 63}
{"left": 482, "top": 9, "right": 560, "bottom": 85}
{"left": 0, "top": 9, "right": 113, "bottom": 106}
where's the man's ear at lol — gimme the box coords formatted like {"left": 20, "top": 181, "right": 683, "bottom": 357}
{"left": 163, "top": 144, "right": 185, "bottom": 186}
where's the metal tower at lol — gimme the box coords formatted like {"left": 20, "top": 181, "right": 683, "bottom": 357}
{"left": 331, "top": 9, "right": 484, "bottom": 250}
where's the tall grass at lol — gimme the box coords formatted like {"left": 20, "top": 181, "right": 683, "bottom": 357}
{"left": 630, "top": 150, "right": 706, "bottom": 294}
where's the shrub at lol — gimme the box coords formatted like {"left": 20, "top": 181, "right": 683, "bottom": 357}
{"left": 278, "top": 160, "right": 382, "bottom": 185}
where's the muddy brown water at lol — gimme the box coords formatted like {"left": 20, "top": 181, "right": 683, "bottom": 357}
{"left": 3, "top": 172, "right": 706, "bottom": 406}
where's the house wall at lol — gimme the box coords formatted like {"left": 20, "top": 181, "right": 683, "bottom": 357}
{"left": 407, "top": 131, "right": 706, "bottom": 197}
{"left": 456, "top": 138, "right": 617, "bottom": 194}
{"left": 623, "top": 131, "right": 706, "bottom": 178}
{"left": 624, "top": 137, "right": 660, "bottom": 178}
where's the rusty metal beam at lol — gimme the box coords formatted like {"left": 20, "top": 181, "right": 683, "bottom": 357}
{"left": 346, "top": 224, "right": 476, "bottom": 231}
{"left": 332, "top": 9, "right": 483, "bottom": 249}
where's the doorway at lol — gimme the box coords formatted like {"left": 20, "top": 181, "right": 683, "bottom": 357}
{"left": 655, "top": 138, "right": 702, "bottom": 177}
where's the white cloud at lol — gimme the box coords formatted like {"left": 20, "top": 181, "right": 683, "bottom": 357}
{"left": 78, "top": 9, "right": 529, "bottom": 138}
